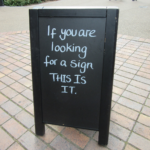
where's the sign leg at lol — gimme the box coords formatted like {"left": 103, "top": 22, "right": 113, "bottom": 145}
{"left": 35, "top": 121, "right": 45, "bottom": 135}
{"left": 98, "top": 8, "right": 119, "bottom": 146}
{"left": 29, "top": 9, "right": 45, "bottom": 136}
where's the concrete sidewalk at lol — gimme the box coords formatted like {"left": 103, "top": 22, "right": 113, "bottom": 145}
{"left": 0, "top": 31, "right": 150, "bottom": 150}
{"left": 0, "top": 0, "right": 150, "bottom": 38}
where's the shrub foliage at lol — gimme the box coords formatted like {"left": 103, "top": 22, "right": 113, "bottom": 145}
{"left": 4, "top": 0, "right": 42, "bottom": 6}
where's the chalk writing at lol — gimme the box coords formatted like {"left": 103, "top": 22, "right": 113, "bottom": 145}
{"left": 70, "top": 60, "right": 93, "bottom": 74}
{"left": 44, "top": 55, "right": 58, "bottom": 67}
{"left": 61, "top": 85, "right": 76, "bottom": 94}
{"left": 51, "top": 42, "right": 87, "bottom": 59}
{"left": 43, "top": 25, "right": 96, "bottom": 94}
{"left": 59, "top": 29, "right": 96, "bottom": 40}
{"left": 49, "top": 73, "right": 72, "bottom": 83}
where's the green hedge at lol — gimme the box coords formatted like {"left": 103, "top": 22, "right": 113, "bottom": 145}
{"left": 4, "top": 0, "right": 43, "bottom": 6}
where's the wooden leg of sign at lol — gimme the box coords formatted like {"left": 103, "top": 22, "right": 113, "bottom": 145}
{"left": 35, "top": 121, "right": 45, "bottom": 136}
{"left": 29, "top": 9, "right": 45, "bottom": 136}
{"left": 98, "top": 100, "right": 110, "bottom": 145}
{"left": 98, "top": 8, "right": 119, "bottom": 146}
{"left": 98, "top": 117, "right": 109, "bottom": 145}
{"left": 98, "top": 136, "right": 108, "bottom": 145}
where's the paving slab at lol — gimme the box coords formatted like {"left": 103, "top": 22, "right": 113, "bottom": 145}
{"left": 0, "top": 31, "right": 150, "bottom": 150}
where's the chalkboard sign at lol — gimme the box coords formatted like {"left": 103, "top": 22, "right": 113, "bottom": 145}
{"left": 29, "top": 7, "right": 119, "bottom": 145}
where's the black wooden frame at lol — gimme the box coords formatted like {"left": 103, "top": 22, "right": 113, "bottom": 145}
{"left": 29, "top": 7, "right": 119, "bottom": 145}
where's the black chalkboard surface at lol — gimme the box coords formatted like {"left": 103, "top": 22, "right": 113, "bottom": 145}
{"left": 39, "top": 17, "right": 106, "bottom": 130}
{"left": 29, "top": 7, "right": 119, "bottom": 145}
